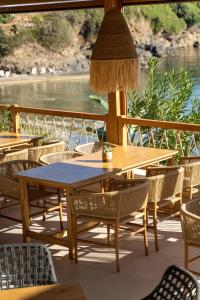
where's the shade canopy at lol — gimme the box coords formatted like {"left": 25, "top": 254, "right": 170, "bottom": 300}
{"left": 89, "top": 9, "right": 139, "bottom": 93}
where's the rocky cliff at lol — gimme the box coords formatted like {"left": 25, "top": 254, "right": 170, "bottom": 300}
{"left": 0, "top": 11, "right": 200, "bottom": 75}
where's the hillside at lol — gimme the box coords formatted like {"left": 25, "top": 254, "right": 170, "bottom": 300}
{"left": 1, "top": 4, "right": 200, "bottom": 74}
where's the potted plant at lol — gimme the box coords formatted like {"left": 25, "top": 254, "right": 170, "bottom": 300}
{"left": 102, "top": 142, "right": 112, "bottom": 162}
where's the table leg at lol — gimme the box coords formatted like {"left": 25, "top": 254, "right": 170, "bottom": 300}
{"left": 64, "top": 188, "right": 74, "bottom": 259}
{"left": 19, "top": 179, "right": 31, "bottom": 243}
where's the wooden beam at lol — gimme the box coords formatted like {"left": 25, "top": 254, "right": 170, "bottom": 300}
{"left": 0, "top": 0, "right": 104, "bottom": 13}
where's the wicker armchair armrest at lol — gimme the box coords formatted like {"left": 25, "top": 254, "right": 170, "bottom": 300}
{"left": 0, "top": 173, "right": 19, "bottom": 198}
{"left": 180, "top": 156, "right": 200, "bottom": 164}
{"left": 108, "top": 178, "right": 147, "bottom": 192}
{"left": 146, "top": 166, "right": 181, "bottom": 177}
{"left": 71, "top": 191, "right": 120, "bottom": 218}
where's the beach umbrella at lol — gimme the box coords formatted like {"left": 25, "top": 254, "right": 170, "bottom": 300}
{"left": 89, "top": 9, "right": 139, "bottom": 93}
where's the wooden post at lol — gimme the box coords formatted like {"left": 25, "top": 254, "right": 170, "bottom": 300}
{"left": 10, "top": 104, "right": 20, "bottom": 133}
{"left": 104, "top": 0, "right": 128, "bottom": 146}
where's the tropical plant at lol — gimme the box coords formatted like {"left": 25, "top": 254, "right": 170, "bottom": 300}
{"left": 128, "top": 57, "right": 200, "bottom": 156}
{"left": 0, "top": 110, "right": 12, "bottom": 132}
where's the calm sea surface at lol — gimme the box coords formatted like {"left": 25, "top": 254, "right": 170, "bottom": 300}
{"left": 0, "top": 48, "right": 200, "bottom": 114}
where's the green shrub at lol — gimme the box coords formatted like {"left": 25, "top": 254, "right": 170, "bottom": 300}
{"left": 79, "top": 9, "right": 103, "bottom": 41}
{"left": 0, "top": 110, "right": 12, "bottom": 132}
{"left": 32, "top": 14, "right": 71, "bottom": 51}
{"left": 0, "top": 14, "right": 14, "bottom": 24}
{"left": 0, "top": 27, "right": 13, "bottom": 57}
{"left": 140, "top": 5, "right": 186, "bottom": 33}
{"left": 128, "top": 57, "right": 200, "bottom": 155}
{"left": 172, "top": 3, "right": 200, "bottom": 27}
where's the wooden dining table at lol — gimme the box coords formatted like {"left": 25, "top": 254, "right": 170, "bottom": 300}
{"left": 0, "top": 132, "right": 41, "bottom": 149}
{"left": 16, "top": 145, "right": 178, "bottom": 258}
{"left": 0, "top": 283, "right": 87, "bottom": 300}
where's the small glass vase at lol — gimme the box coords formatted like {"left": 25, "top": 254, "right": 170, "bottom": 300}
{"left": 102, "top": 151, "right": 112, "bottom": 162}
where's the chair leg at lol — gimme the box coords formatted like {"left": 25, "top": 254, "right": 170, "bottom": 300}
{"left": 73, "top": 216, "right": 78, "bottom": 263}
{"left": 153, "top": 203, "right": 159, "bottom": 252}
{"left": 184, "top": 241, "right": 189, "bottom": 270}
{"left": 115, "top": 221, "right": 120, "bottom": 272}
{"left": 42, "top": 199, "right": 46, "bottom": 222}
{"left": 143, "top": 208, "right": 148, "bottom": 256}
{"left": 189, "top": 187, "right": 192, "bottom": 201}
{"left": 107, "top": 224, "right": 111, "bottom": 245}
{"left": 58, "top": 189, "right": 64, "bottom": 230}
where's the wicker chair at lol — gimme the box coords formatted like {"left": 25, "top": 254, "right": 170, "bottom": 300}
{"left": 146, "top": 167, "right": 184, "bottom": 251}
{"left": 0, "top": 160, "right": 63, "bottom": 228}
{"left": 0, "top": 243, "right": 57, "bottom": 290}
{"left": 180, "top": 156, "right": 200, "bottom": 201}
{"left": 141, "top": 264, "right": 199, "bottom": 300}
{"left": 28, "top": 141, "right": 65, "bottom": 162}
{"left": 40, "top": 151, "right": 83, "bottom": 164}
{"left": 181, "top": 198, "right": 200, "bottom": 274}
{"left": 74, "top": 141, "right": 116, "bottom": 155}
{"left": 0, "top": 149, "right": 28, "bottom": 163}
{"left": 71, "top": 179, "right": 148, "bottom": 272}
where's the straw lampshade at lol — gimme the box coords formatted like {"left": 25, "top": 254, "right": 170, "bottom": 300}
{"left": 89, "top": 9, "right": 139, "bottom": 93}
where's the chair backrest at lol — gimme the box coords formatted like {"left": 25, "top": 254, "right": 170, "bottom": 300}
{"left": 28, "top": 141, "right": 65, "bottom": 162}
{"left": 0, "top": 243, "right": 57, "bottom": 290}
{"left": 0, "top": 149, "right": 28, "bottom": 163}
{"left": 0, "top": 160, "right": 42, "bottom": 199}
{"left": 72, "top": 181, "right": 148, "bottom": 219}
{"left": 74, "top": 142, "right": 102, "bottom": 155}
{"left": 0, "top": 159, "right": 42, "bottom": 177}
{"left": 147, "top": 167, "right": 184, "bottom": 203}
{"left": 40, "top": 151, "right": 83, "bottom": 164}
{"left": 74, "top": 142, "right": 116, "bottom": 155}
{"left": 181, "top": 199, "right": 200, "bottom": 244}
{"left": 182, "top": 161, "right": 200, "bottom": 188}
{"left": 142, "top": 264, "right": 199, "bottom": 299}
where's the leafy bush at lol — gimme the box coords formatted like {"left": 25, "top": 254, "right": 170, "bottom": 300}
{"left": 0, "top": 14, "right": 14, "bottom": 24}
{"left": 32, "top": 14, "right": 71, "bottom": 51}
{"left": 0, "top": 110, "right": 12, "bottom": 132}
{"left": 128, "top": 57, "right": 200, "bottom": 155}
{"left": 141, "top": 5, "right": 186, "bottom": 33}
{"left": 172, "top": 3, "right": 200, "bottom": 27}
{"left": 0, "top": 27, "right": 13, "bottom": 57}
{"left": 79, "top": 9, "right": 103, "bottom": 41}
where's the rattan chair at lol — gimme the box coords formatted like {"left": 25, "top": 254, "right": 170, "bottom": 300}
{"left": 141, "top": 264, "right": 199, "bottom": 300}
{"left": 146, "top": 167, "right": 184, "bottom": 251}
{"left": 0, "top": 149, "right": 28, "bottom": 163}
{"left": 180, "top": 156, "right": 200, "bottom": 201}
{"left": 0, "top": 160, "right": 63, "bottom": 228}
{"left": 28, "top": 141, "right": 65, "bottom": 162}
{"left": 71, "top": 179, "right": 148, "bottom": 272}
{"left": 40, "top": 151, "right": 83, "bottom": 164}
{"left": 181, "top": 198, "right": 200, "bottom": 274}
{"left": 0, "top": 243, "right": 57, "bottom": 290}
{"left": 74, "top": 141, "right": 116, "bottom": 155}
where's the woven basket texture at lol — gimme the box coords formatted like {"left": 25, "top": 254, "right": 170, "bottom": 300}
{"left": 0, "top": 149, "right": 28, "bottom": 163}
{"left": 142, "top": 265, "right": 199, "bottom": 299}
{"left": 71, "top": 181, "right": 148, "bottom": 219}
{"left": 0, "top": 243, "right": 57, "bottom": 290}
{"left": 40, "top": 151, "right": 83, "bottom": 164}
{"left": 147, "top": 168, "right": 184, "bottom": 204}
{"left": 0, "top": 160, "right": 42, "bottom": 199}
{"left": 28, "top": 141, "right": 65, "bottom": 162}
{"left": 181, "top": 199, "right": 200, "bottom": 246}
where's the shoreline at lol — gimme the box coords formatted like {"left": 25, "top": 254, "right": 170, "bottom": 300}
{"left": 0, "top": 73, "right": 90, "bottom": 85}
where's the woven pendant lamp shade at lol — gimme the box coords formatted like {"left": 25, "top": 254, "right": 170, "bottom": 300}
{"left": 90, "top": 9, "right": 139, "bottom": 93}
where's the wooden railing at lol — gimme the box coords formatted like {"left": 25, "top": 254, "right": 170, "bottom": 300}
{"left": 0, "top": 104, "right": 200, "bottom": 155}
{"left": 0, "top": 104, "right": 106, "bottom": 150}
{"left": 119, "top": 116, "right": 200, "bottom": 156}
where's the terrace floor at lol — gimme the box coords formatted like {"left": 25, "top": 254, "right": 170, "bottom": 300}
{"left": 0, "top": 202, "right": 200, "bottom": 300}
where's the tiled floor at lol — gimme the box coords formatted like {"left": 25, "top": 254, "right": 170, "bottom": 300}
{"left": 0, "top": 204, "right": 199, "bottom": 300}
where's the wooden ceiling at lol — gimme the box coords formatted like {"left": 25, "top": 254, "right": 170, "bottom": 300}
{"left": 0, "top": 0, "right": 197, "bottom": 13}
